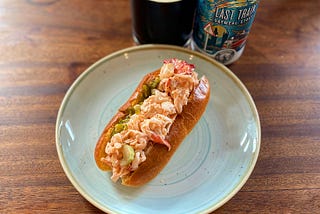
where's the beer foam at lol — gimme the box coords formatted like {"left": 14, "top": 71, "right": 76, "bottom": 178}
{"left": 149, "top": 0, "right": 182, "bottom": 3}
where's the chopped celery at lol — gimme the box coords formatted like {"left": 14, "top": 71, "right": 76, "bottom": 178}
{"left": 134, "top": 104, "right": 141, "bottom": 114}
{"left": 120, "top": 144, "right": 135, "bottom": 166}
{"left": 142, "top": 84, "right": 151, "bottom": 99}
{"left": 126, "top": 106, "right": 135, "bottom": 115}
{"left": 111, "top": 123, "right": 127, "bottom": 136}
{"left": 148, "top": 76, "right": 161, "bottom": 89}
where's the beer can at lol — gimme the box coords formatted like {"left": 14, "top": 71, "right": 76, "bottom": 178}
{"left": 191, "top": 0, "right": 260, "bottom": 65}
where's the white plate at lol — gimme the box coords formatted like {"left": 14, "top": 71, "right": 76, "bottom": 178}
{"left": 56, "top": 44, "right": 260, "bottom": 214}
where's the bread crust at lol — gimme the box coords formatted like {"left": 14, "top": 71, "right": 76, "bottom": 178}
{"left": 94, "top": 69, "right": 210, "bottom": 186}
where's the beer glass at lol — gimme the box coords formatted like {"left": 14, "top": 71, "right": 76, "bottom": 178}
{"left": 130, "top": 0, "right": 197, "bottom": 46}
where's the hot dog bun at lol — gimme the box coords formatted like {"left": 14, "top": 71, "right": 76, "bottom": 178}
{"left": 94, "top": 59, "right": 210, "bottom": 186}
{"left": 121, "top": 75, "right": 210, "bottom": 186}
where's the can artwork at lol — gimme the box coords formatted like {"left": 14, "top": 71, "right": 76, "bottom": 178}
{"left": 192, "top": 0, "right": 260, "bottom": 65}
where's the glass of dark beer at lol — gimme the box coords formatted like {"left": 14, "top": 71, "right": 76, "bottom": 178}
{"left": 130, "top": 0, "right": 197, "bottom": 46}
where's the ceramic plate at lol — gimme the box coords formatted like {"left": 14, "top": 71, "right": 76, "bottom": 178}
{"left": 56, "top": 45, "right": 260, "bottom": 214}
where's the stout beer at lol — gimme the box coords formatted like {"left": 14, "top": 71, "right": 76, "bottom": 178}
{"left": 131, "top": 0, "right": 197, "bottom": 46}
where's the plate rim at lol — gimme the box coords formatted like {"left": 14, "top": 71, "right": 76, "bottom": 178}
{"left": 55, "top": 44, "right": 261, "bottom": 214}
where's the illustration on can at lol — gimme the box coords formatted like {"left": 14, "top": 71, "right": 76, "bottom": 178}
{"left": 192, "top": 0, "right": 260, "bottom": 65}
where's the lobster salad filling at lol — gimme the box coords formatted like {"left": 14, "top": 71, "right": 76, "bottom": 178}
{"left": 101, "top": 59, "right": 200, "bottom": 182}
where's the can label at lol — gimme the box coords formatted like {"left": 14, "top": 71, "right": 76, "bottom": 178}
{"left": 192, "top": 0, "right": 259, "bottom": 64}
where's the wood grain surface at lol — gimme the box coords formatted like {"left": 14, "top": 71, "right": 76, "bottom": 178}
{"left": 0, "top": 0, "right": 319, "bottom": 213}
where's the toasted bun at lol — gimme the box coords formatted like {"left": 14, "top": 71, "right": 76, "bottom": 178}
{"left": 94, "top": 69, "right": 210, "bottom": 186}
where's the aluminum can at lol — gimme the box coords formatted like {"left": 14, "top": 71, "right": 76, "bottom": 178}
{"left": 191, "top": 0, "right": 260, "bottom": 65}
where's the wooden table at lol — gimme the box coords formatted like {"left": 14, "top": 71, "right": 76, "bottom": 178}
{"left": 1, "top": 0, "right": 319, "bottom": 213}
